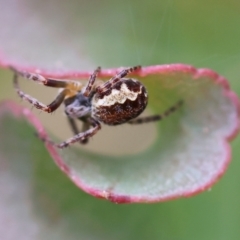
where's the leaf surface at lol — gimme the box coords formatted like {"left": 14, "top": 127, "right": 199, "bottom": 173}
{"left": 1, "top": 64, "right": 239, "bottom": 203}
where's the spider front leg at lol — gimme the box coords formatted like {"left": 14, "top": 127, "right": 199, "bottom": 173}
{"left": 128, "top": 100, "right": 183, "bottom": 124}
{"left": 83, "top": 67, "right": 101, "bottom": 97}
{"left": 13, "top": 72, "right": 71, "bottom": 112}
{"left": 55, "top": 118, "right": 101, "bottom": 149}
{"left": 11, "top": 67, "right": 83, "bottom": 89}
{"left": 97, "top": 65, "right": 141, "bottom": 93}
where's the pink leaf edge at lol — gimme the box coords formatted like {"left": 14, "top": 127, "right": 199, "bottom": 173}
{"left": 1, "top": 64, "right": 240, "bottom": 203}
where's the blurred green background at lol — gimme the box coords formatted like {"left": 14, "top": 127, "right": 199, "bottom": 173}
{"left": 0, "top": 0, "right": 240, "bottom": 239}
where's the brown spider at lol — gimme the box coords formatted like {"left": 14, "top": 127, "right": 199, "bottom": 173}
{"left": 11, "top": 66, "right": 183, "bottom": 149}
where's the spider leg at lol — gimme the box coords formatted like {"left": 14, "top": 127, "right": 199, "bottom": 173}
{"left": 97, "top": 65, "right": 141, "bottom": 93}
{"left": 82, "top": 67, "right": 101, "bottom": 97}
{"left": 80, "top": 120, "right": 91, "bottom": 143}
{"left": 11, "top": 67, "right": 82, "bottom": 90}
{"left": 14, "top": 72, "right": 71, "bottom": 112}
{"left": 67, "top": 117, "right": 79, "bottom": 135}
{"left": 67, "top": 116, "right": 90, "bottom": 144}
{"left": 55, "top": 118, "right": 101, "bottom": 148}
{"left": 128, "top": 100, "right": 183, "bottom": 124}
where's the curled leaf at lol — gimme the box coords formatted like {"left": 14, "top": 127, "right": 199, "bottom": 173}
{"left": 2, "top": 64, "right": 239, "bottom": 203}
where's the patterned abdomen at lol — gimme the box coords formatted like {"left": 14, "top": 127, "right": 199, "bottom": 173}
{"left": 91, "top": 78, "right": 148, "bottom": 125}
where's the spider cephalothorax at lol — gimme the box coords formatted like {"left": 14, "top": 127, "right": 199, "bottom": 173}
{"left": 11, "top": 65, "right": 183, "bottom": 148}
{"left": 64, "top": 92, "right": 92, "bottom": 118}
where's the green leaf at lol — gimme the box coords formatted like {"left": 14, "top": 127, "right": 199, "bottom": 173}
{"left": 2, "top": 64, "right": 239, "bottom": 203}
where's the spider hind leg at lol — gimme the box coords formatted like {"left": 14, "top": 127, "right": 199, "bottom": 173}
{"left": 128, "top": 100, "right": 183, "bottom": 124}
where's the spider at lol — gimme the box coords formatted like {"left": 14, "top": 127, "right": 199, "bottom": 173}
{"left": 11, "top": 65, "right": 183, "bottom": 149}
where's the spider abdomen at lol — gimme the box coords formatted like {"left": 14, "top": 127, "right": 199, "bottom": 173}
{"left": 91, "top": 78, "right": 148, "bottom": 125}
